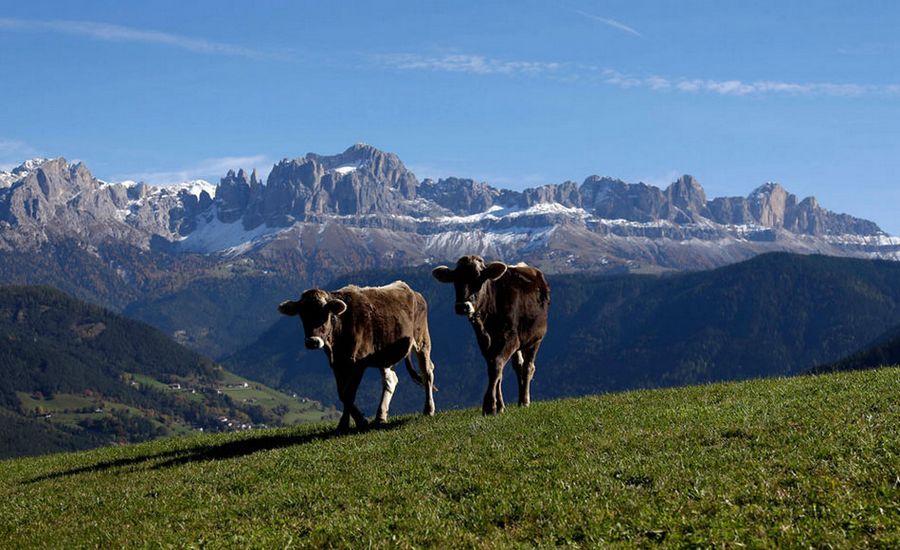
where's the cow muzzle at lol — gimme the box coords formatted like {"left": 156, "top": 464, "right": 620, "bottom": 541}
{"left": 305, "top": 337, "right": 325, "bottom": 350}
{"left": 455, "top": 302, "right": 475, "bottom": 316}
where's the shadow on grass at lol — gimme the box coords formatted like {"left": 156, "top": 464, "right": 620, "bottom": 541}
{"left": 24, "top": 418, "right": 412, "bottom": 484}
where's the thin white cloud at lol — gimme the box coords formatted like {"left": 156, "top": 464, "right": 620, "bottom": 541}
{"left": 116, "top": 155, "right": 270, "bottom": 185}
{"left": 380, "top": 53, "right": 900, "bottom": 98}
{"left": 0, "top": 17, "right": 280, "bottom": 60}
{"left": 598, "top": 69, "right": 888, "bottom": 97}
{"left": 572, "top": 9, "right": 642, "bottom": 37}
{"left": 375, "top": 53, "right": 561, "bottom": 76}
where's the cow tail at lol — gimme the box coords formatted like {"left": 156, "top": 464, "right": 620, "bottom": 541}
{"left": 404, "top": 354, "right": 439, "bottom": 392}
{"left": 404, "top": 355, "right": 426, "bottom": 387}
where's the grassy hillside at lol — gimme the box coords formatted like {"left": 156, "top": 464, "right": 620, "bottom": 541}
{"left": 0, "top": 285, "right": 335, "bottom": 458}
{"left": 2, "top": 367, "right": 897, "bottom": 547}
{"left": 227, "top": 253, "right": 900, "bottom": 413}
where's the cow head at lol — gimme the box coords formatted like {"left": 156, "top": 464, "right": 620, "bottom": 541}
{"left": 432, "top": 255, "right": 508, "bottom": 316}
{"left": 278, "top": 289, "right": 347, "bottom": 350}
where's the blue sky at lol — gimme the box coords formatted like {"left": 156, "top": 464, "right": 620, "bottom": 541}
{"left": 1, "top": 1, "right": 898, "bottom": 232}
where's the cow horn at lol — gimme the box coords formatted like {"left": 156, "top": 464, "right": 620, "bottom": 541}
{"left": 483, "top": 261, "right": 508, "bottom": 281}
{"left": 326, "top": 299, "right": 347, "bottom": 316}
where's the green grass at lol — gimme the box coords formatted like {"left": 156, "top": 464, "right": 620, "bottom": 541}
{"left": 1, "top": 367, "right": 898, "bottom": 548}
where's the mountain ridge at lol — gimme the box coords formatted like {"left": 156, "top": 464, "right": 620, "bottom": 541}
{"left": 2, "top": 146, "right": 897, "bottom": 281}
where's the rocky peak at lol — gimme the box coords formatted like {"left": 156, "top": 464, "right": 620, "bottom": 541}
{"left": 666, "top": 175, "right": 707, "bottom": 208}
{"left": 0, "top": 158, "right": 102, "bottom": 222}
{"left": 580, "top": 176, "right": 667, "bottom": 222}
{"left": 245, "top": 144, "right": 421, "bottom": 226}
{"left": 10, "top": 158, "right": 52, "bottom": 176}
{"left": 418, "top": 177, "right": 502, "bottom": 215}
{"left": 522, "top": 181, "right": 581, "bottom": 208}
{"left": 664, "top": 175, "right": 709, "bottom": 222}
{"left": 749, "top": 182, "right": 792, "bottom": 228}
{"left": 216, "top": 169, "right": 258, "bottom": 223}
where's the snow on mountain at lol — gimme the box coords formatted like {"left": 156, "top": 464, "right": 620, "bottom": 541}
{"left": 178, "top": 205, "right": 287, "bottom": 255}
{"left": 1, "top": 158, "right": 50, "bottom": 188}
{"left": 333, "top": 165, "right": 359, "bottom": 176}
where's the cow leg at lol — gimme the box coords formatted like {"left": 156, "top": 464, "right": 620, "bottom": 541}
{"left": 333, "top": 368, "right": 352, "bottom": 432}
{"left": 375, "top": 367, "right": 399, "bottom": 424}
{"left": 482, "top": 357, "right": 500, "bottom": 415}
{"left": 338, "top": 365, "right": 368, "bottom": 431}
{"left": 494, "top": 364, "right": 505, "bottom": 414}
{"left": 511, "top": 350, "right": 528, "bottom": 406}
{"left": 483, "top": 352, "right": 512, "bottom": 415}
{"left": 415, "top": 347, "right": 436, "bottom": 416}
{"left": 518, "top": 342, "right": 541, "bottom": 407}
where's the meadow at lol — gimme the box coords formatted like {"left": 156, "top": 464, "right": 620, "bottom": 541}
{"left": 1, "top": 367, "right": 897, "bottom": 547}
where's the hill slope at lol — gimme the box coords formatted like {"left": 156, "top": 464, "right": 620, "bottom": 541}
{"left": 227, "top": 253, "right": 900, "bottom": 413}
{"left": 0, "top": 286, "right": 334, "bottom": 458}
{"left": 819, "top": 323, "right": 900, "bottom": 373}
{"left": 1, "top": 368, "right": 897, "bottom": 547}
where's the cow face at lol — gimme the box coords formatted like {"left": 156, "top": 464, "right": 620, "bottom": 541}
{"left": 432, "top": 255, "right": 507, "bottom": 316}
{"left": 278, "top": 289, "right": 347, "bottom": 350}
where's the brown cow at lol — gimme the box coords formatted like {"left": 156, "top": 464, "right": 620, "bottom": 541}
{"left": 432, "top": 256, "right": 550, "bottom": 415}
{"left": 278, "top": 281, "right": 436, "bottom": 431}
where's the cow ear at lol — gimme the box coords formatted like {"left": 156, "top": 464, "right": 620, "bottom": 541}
{"left": 432, "top": 266, "right": 455, "bottom": 283}
{"left": 278, "top": 300, "right": 301, "bottom": 316}
{"left": 326, "top": 299, "right": 347, "bottom": 316}
{"left": 482, "top": 261, "right": 508, "bottom": 281}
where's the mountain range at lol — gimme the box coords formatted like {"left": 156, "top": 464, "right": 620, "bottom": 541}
{"left": 2, "top": 144, "right": 897, "bottom": 276}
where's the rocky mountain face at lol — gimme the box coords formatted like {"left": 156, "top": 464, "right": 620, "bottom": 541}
{"left": 1, "top": 144, "right": 897, "bottom": 278}
{"left": 0, "top": 157, "right": 214, "bottom": 250}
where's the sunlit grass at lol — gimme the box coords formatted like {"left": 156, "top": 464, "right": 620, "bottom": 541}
{"left": 1, "top": 367, "right": 898, "bottom": 547}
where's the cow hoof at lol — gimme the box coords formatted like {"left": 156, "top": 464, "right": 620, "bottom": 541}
{"left": 372, "top": 417, "right": 388, "bottom": 426}
{"left": 423, "top": 406, "right": 435, "bottom": 416}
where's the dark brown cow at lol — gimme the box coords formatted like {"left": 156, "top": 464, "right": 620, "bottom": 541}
{"left": 432, "top": 256, "right": 550, "bottom": 415}
{"left": 278, "top": 281, "right": 436, "bottom": 431}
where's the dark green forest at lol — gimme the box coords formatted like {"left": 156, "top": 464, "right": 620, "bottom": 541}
{"left": 817, "top": 322, "right": 900, "bottom": 373}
